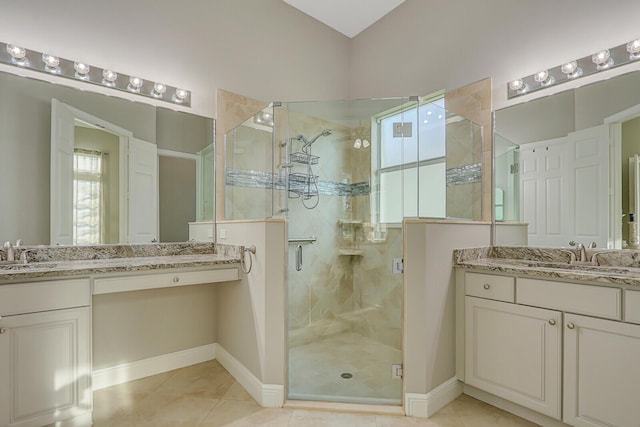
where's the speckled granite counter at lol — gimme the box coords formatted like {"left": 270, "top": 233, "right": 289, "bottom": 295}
{"left": 0, "top": 242, "right": 241, "bottom": 282}
{"left": 454, "top": 246, "right": 640, "bottom": 288}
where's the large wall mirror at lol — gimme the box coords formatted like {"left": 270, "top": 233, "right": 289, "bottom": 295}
{"left": 494, "top": 70, "right": 640, "bottom": 249}
{"left": 0, "top": 70, "right": 214, "bottom": 246}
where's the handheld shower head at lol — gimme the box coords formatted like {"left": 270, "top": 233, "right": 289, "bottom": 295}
{"left": 302, "top": 129, "right": 332, "bottom": 151}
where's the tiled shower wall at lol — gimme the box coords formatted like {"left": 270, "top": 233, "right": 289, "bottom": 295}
{"left": 279, "top": 108, "right": 403, "bottom": 352}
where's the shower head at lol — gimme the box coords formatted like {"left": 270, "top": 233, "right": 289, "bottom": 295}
{"left": 302, "top": 129, "right": 332, "bottom": 151}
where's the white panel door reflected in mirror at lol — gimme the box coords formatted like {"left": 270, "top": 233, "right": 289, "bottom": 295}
{"left": 50, "top": 99, "right": 158, "bottom": 245}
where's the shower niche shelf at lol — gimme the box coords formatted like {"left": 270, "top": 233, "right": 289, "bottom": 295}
{"left": 338, "top": 220, "right": 363, "bottom": 256}
{"left": 338, "top": 248, "right": 363, "bottom": 256}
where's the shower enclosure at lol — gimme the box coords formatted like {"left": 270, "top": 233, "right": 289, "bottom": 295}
{"left": 224, "top": 97, "right": 483, "bottom": 405}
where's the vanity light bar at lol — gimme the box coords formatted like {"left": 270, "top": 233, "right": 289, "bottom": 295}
{"left": 507, "top": 38, "right": 640, "bottom": 99}
{"left": 0, "top": 41, "right": 191, "bottom": 107}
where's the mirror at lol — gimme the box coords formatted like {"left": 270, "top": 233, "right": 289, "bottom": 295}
{"left": 0, "top": 70, "right": 214, "bottom": 245}
{"left": 494, "top": 70, "right": 640, "bottom": 248}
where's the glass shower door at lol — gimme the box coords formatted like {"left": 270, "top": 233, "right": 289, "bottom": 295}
{"left": 282, "top": 98, "right": 406, "bottom": 405}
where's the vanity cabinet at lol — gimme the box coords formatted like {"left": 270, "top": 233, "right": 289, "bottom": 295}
{"left": 460, "top": 271, "right": 640, "bottom": 427}
{"left": 0, "top": 279, "right": 91, "bottom": 427}
{"left": 465, "top": 296, "right": 562, "bottom": 419}
{"left": 563, "top": 313, "right": 640, "bottom": 427}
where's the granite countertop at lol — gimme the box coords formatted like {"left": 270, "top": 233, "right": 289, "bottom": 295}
{"left": 454, "top": 246, "right": 640, "bottom": 288}
{"left": 0, "top": 242, "right": 241, "bottom": 282}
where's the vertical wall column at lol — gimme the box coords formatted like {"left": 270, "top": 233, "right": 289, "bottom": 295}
{"left": 445, "top": 78, "right": 493, "bottom": 222}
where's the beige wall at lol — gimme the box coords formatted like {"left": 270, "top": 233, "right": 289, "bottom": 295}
{"left": 159, "top": 156, "right": 197, "bottom": 242}
{"left": 93, "top": 281, "right": 218, "bottom": 370}
{"left": 0, "top": 0, "right": 352, "bottom": 117}
{"left": 216, "top": 219, "right": 286, "bottom": 384}
{"left": 349, "top": 0, "right": 640, "bottom": 108}
{"left": 404, "top": 220, "right": 490, "bottom": 394}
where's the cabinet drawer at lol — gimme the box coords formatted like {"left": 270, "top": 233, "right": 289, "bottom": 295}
{"left": 465, "top": 272, "right": 515, "bottom": 302}
{"left": 625, "top": 290, "right": 640, "bottom": 324}
{"left": 93, "top": 267, "right": 239, "bottom": 294}
{"left": 0, "top": 278, "right": 91, "bottom": 316}
{"left": 517, "top": 278, "right": 621, "bottom": 320}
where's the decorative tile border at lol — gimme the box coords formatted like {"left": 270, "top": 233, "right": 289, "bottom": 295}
{"left": 446, "top": 163, "right": 482, "bottom": 186}
{"left": 226, "top": 163, "right": 481, "bottom": 197}
{"left": 225, "top": 169, "right": 370, "bottom": 196}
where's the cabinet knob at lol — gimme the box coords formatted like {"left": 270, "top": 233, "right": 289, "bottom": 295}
{"left": 567, "top": 322, "right": 575, "bottom": 330}
{"left": 548, "top": 319, "right": 556, "bottom": 326}
{"left": 483, "top": 284, "right": 490, "bottom": 290}
{"left": 0, "top": 328, "right": 6, "bottom": 334}
{"left": 173, "top": 276, "right": 180, "bottom": 283}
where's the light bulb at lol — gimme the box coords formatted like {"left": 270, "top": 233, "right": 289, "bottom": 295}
{"left": 533, "top": 69, "right": 554, "bottom": 87}
{"left": 42, "top": 53, "right": 59, "bottom": 69}
{"left": 101, "top": 69, "right": 118, "bottom": 86}
{"left": 561, "top": 61, "right": 582, "bottom": 79}
{"left": 534, "top": 70, "right": 548, "bottom": 82}
{"left": 427, "top": 110, "right": 432, "bottom": 116}
{"left": 592, "top": 49, "right": 613, "bottom": 70}
{"left": 508, "top": 79, "right": 526, "bottom": 92}
{"left": 74, "top": 62, "right": 90, "bottom": 79}
{"left": 129, "top": 76, "right": 143, "bottom": 87}
{"left": 6, "top": 44, "right": 26, "bottom": 59}
{"left": 7, "top": 44, "right": 28, "bottom": 66}
{"left": 174, "top": 88, "right": 189, "bottom": 102}
{"left": 152, "top": 82, "right": 167, "bottom": 97}
{"left": 353, "top": 139, "right": 362, "bottom": 149}
{"left": 362, "top": 139, "right": 370, "bottom": 148}
{"left": 627, "top": 39, "right": 640, "bottom": 60}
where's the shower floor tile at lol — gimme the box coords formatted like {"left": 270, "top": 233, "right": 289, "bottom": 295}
{"left": 288, "top": 332, "right": 402, "bottom": 404}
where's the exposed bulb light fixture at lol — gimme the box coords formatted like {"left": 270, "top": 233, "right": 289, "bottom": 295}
{"left": 127, "top": 76, "right": 144, "bottom": 93}
{"left": 534, "top": 69, "right": 554, "bottom": 86}
{"left": 362, "top": 139, "right": 370, "bottom": 148}
{"left": 353, "top": 138, "right": 362, "bottom": 149}
{"left": 174, "top": 88, "right": 189, "bottom": 103}
{"left": 592, "top": 49, "right": 613, "bottom": 70}
{"left": 152, "top": 82, "right": 166, "bottom": 97}
{"left": 42, "top": 53, "right": 59, "bottom": 72}
{"left": 0, "top": 41, "right": 191, "bottom": 107}
{"left": 7, "top": 44, "right": 27, "bottom": 66}
{"left": 560, "top": 61, "right": 583, "bottom": 79}
{"left": 508, "top": 37, "right": 640, "bottom": 99}
{"left": 74, "top": 62, "right": 90, "bottom": 80}
{"left": 102, "top": 69, "right": 118, "bottom": 86}
{"left": 508, "top": 79, "right": 528, "bottom": 94}
{"left": 627, "top": 39, "right": 640, "bottom": 60}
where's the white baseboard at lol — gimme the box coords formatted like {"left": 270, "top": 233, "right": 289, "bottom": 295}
{"left": 215, "top": 345, "right": 284, "bottom": 408}
{"left": 92, "top": 343, "right": 216, "bottom": 390}
{"left": 405, "top": 377, "right": 462, "bottom": 418}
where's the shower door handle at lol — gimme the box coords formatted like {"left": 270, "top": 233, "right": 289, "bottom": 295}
{"left": 295, "top": 244, "right": 303, "bottom": 271}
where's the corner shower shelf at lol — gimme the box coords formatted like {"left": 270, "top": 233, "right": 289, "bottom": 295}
{"left": 338, "top": 249, "right": 364, "bottom": 256}
{"left": 290, "top": 151, "right": 319, "bottom": 165}
{"left": 337, "top": 220, "right": 363, "bottom": 226}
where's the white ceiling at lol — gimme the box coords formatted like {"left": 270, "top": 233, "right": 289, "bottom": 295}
{"left": 282, "top": 0, "right": 406, "bottom": 38}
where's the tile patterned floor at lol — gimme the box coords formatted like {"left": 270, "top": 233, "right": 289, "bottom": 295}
{"left": 93, "top": 360, "right": 540, "bottom": 426}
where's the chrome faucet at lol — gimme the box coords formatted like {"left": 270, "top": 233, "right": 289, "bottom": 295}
{"left": 3, "top": 241, "right": 15, "bottom": 262}
{"left": 576, "top": 243, "right": 587, "bottom": 262}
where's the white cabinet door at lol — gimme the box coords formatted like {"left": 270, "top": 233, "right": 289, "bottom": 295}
{"left": 564, "top": 314, "right": 640, "bottom": 427}
{"left": 465, "top": 296, "right": 562, "bottom": 419}
{"left": 50, "top": 98, "right": 76, "bottom": 246}
{"left": 0, "top": 307, "right": 91, "bottom": 427}
{"left": 128, "top": 138, "right": 158, "bottom": 243}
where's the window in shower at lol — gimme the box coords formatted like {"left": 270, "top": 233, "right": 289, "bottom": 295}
{"left": 375, "top": 97, "right": 447, "bottom": 223}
